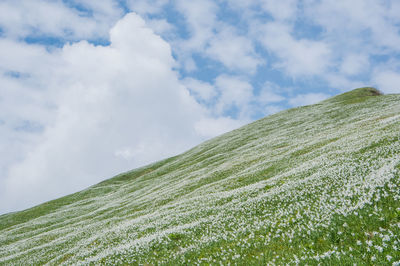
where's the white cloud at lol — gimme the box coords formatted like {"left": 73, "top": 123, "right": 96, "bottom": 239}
{"left": 170, "top": 0, "right": 219, "bottom": 72}
{"left": 210, "top": 78, "right": 286, "bottom": 120}
{"left": 172, "top": 1, "right": 264, "bottom": 74}
{"left": 340, "top": 54, "right": 369, "bottom": 76}
{"left": 0, "top": 38, "right": 55, "bottom": 74}
{"left": 126, "top": 0, "right": 168, "bottom": 16}
{"left": 182, "top": 78, "right": 216, "bottom": 102}
{"left": 253, "top": 0, "right": 400, "bottom": 90}
{"left": 0, "top": 0, "right": 123, "bottom": 40}
{"left": 225, "top": 0, "right": 256, "bottom": 10}
{"left": 288, "top": 93, "right": 330, "bottom": 107}
{"left": 206, "top": 26, "right": 262, "bottom": 73}
{"left": 373, "top": 70, "right": 400, "bottom": 93}
{"left": 0, "top": 40, "right": 58, "bottom": 128}
{"left": 258, "top": 22, "right": 332, "bottom": 77}
{"left": 260, "top": 0, "right": 298, "bottom": 21}
{"left": 174, "top": 0, "right": 218, "bottom": 52}
{"left": 257, "top": 82, "right": 286, "bottom": 104}
{"left": 214, "top": 75, "right": 254, "bottom": 118}
{"left": 0, "top": 13, "right": 209, "bottom": 214}
{"left": 323, "top": 73, "right": 365, "bottom": 92}
{"left": 305, "top": 0, "right": 400, "bottom": 52}
{"left": 125, "top": 0, "right": 174, "bottom": 36}
{"left": 69, "top": 0, "right": 123, "bottom": 21}
{"left": 145, "top": 18, "right": 175, "bottom": 36}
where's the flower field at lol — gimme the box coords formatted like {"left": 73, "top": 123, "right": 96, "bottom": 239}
{"left": 1, "top": 87, "right": 399, "bottom": 265}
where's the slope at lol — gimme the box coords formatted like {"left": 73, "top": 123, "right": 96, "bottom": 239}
{"left": 1, "top": 87, "right": 400, "bottom": 265}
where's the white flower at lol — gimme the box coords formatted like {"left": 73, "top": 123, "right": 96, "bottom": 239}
{"left": 375, "top": 245, "right": 383, "bottom": 252}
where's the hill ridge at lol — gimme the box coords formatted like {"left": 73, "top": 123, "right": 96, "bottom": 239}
{"left": 323, "top": 87, "right": 382, "bottom": 104}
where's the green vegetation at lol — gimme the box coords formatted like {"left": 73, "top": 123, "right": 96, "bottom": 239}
{"left": 1, "top": 87, "right": 400, "bottom": 265}
{"left": 324, "top": 86, "right": 382, "bottom": 104}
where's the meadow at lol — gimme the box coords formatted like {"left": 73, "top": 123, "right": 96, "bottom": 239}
{"left": 0, "top": 87, "right": 399, "bottom": 265}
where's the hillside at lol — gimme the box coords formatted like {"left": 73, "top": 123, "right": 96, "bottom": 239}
{"left": 1, "top": 87, "right": 400, "bottom": 265}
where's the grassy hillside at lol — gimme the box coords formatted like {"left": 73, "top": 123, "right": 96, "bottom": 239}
{"left": 1, "top": 87, "right": 400, "bottom": 265}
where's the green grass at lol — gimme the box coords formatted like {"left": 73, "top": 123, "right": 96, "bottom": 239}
{"left": 324, "top": 87, "right": 382, "bottom": 104}
{"left": 1, "top": 87, "right": 400, "bottom": 265}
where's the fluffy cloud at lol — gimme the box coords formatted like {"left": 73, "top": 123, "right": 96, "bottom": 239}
{"left": 258, "top": 22, "right": 332, "bottom": 77}
{"left": 212, "top": 77, "right": 286, "bottom": 120}
{"left": 0, "top": 13, "right": 209, "bottom": 213}
{"left": 214, "top": 75, "right": 254, "bottom": 118}
{"left": 126, "top": 0, "right": 168, "bottom": 15}
{"left": 0, "top": 0, "right": 123, "bottom": 40}
{"left": 305, "top": 0, "right": 400, "bottom": 52}
{"left": 340, "top": 54, "right": 370, "bottom": 76}
{"left": 260, "top": 0, "right": 298, "bottom": 21}
{"left": 174, "top": 0, "right": 218, "bottom": 52}
{"left": 206, "top": 26, "right": 262, "bottom": 73}
{"left": 258, "top": 82, "right": 286, "bottom": 104}
{"left": 182, "top": 78, "right": 216, "bottom": 102}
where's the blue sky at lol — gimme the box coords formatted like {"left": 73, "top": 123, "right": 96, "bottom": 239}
{"left": 1, "top": 0, "right": 400, "bottom": 213}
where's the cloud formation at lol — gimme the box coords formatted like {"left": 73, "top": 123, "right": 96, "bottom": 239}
{"left": 0, "top": 13, "right": 208, "bottom": 213}
{"left": 0, "top": 0, "right": 123, "bottom": 41}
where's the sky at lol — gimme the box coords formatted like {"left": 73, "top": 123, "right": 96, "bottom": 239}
{"left": 1, "top": 0, "right": 400, "bottom": 214}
